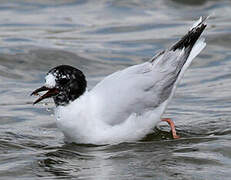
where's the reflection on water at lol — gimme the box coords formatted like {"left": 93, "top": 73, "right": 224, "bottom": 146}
{"left": 0, "top": 0, "right": 231, "bottom": 179}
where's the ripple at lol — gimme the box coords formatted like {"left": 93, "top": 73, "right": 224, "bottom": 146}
{"left": 0, "top": 0, "right": 231, "bottom": 179}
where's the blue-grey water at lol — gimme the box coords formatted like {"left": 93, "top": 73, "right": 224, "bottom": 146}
{"left": 0, "top": 0, "right": 231, "bottom": 179}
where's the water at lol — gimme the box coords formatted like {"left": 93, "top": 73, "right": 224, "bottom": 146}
{"left": 0, "top": 0, "right": 231, "bottom": 179}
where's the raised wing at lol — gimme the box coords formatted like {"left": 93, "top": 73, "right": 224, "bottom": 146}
{"left": 91, "top": 17, "right": 207, "bottom": 125}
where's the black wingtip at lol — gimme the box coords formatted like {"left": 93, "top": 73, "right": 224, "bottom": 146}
{"left": 171, "top": 20, "right": 207, "bottom": 51}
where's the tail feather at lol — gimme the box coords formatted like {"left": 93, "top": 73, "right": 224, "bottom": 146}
{"left": 167, "top": 37, "right": 206, "bottom": 104}
{"left": 164, "top": 17, "right": 207, "bottom": 104}
{"left": 150, "top": 17, "right": 207, "bottom": 107}
{"left": 150, "top": 16, "right": 207, "bottom": 63}
{"left": 171, "top": 22, "right": 206, "bottom": 51}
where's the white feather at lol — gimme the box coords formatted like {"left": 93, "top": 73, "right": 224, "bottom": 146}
{"left": 45, "top": 73, "right": 56, "bottom": 88}
{"left": 190, "top": 16, "right": 203, "bottom": 30}
{"left": 167, "top": 38, "right": 206, "bottom": 104}
{"left": 54, "top": 20, "right": 207, "bottom": 145}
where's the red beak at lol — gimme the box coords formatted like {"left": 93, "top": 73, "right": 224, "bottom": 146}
{"left": 31, "top": 86, "right": 59, "bottom": 105}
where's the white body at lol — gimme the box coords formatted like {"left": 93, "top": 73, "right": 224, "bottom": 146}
{"left": 54, "top": 19, "right": 206, "bottom": 145}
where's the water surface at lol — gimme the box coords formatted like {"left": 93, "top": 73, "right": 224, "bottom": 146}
{"left": 0, "top": 0, "right": 231, "bottom": 179}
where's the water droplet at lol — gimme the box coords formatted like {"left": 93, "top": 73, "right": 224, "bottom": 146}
{"left": 46, "top": 108, "right": 51, "bottom": 112}
{"left": 57, "top": 116, "right": 61, "bottom": 121}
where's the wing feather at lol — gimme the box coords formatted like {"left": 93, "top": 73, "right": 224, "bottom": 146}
{"left": 91, "top": 17, "right": 207, "bottom": 125}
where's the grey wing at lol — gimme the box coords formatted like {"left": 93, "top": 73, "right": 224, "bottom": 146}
{"left": 91, "top": 19, "right": 206, "bottom": 125}
{"left": 150, "top": 20, "right": 207, "bottom": 105}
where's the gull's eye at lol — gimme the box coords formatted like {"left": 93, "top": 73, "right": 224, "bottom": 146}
{"left": 59, "top": 78, "right": 69, "bottom": 85}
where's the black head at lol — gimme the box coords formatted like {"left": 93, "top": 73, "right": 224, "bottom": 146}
{"left": 31, "top": 65, "right": 87, "bottom": 106}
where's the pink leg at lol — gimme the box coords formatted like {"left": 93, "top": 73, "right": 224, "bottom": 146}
{"left": 161, "top": 118, "right": 180, "bottom": 139}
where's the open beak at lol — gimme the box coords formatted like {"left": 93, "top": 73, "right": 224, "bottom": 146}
{"left": 31, "top": 86, "right": 59, "bottom": 105}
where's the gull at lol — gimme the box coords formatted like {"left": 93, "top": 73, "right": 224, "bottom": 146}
{"left": 31, "top": 17, "right": 207, "bottom": 145}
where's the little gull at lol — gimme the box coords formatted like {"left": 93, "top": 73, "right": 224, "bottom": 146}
{"left": 31, "top": 17, "right": 207, "bottom": 145}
